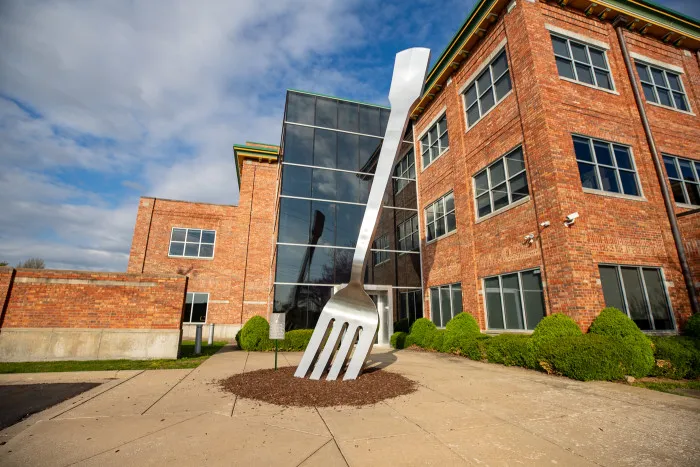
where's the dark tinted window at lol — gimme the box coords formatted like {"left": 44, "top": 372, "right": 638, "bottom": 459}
{"left": 338, "top": 101, "right": 358, "bottom": 132}
{"left": 286, "top": 92, "right": 315, "bottom": 125}
{"left": 315, "top": 97, "right": 337, "bottom": 128}
{"left": 284, "top": 125, "right": 314, "bottom": 165}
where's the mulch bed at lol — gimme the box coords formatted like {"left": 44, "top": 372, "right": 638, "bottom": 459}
{"left": 219, "top": 366, "right": 417, "bottom": 407}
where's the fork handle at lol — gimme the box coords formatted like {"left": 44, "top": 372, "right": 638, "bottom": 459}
{"left": 350, "top": 48, "right": 431, "bottom": 284}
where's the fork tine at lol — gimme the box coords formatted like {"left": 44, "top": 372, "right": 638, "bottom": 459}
{"left": 343, "top": 326, "right": 376, "bottom": 381}
{"left": 294, "top": 313, "right": 333, "bottom": 378}
{"left": 309, "top": 320, "right": 345, "bottom": 380}
{"left": 326, "top": 324, "right": 359, "bottom": 381}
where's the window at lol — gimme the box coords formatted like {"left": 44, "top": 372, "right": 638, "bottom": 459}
{"left": 399, "top": 290, "right": 423, "bottom": 325}
{"left": 420, "top": 115, "right": 449, "bottom": 168}
{"left": 663, "top": 154, "right": 700, "bottom": 206}
{"left": 635, "top": 62, "right": 690, "bottom": 112}
{"left": 425, "top": 192, "right": 456, "bottom": 242}
{"left": 394, "top": 149, "right": 416, "bottom": 193}
{"left": 550, "top": 34, "right": 613, "bottom": 90}
{"left": 484, "top": 269, "right": 545, "bottom": 330}
{"left": 474, "top": 146, "right": 529, "bottom": 218}
{"left": 169, "top": 228, "right": 216, "bottom": 258}
{"left": 572, "top": 135, "right": 641, "bottom": 196}
{"left": 599, "top": 265, "right": 674, "bottom": 331}
{"left": 429, "top": 283, "right": 462, "bottom": 327}
{"left": 463, "top": 50, "right": 512, "bottom": 128}
{"left": 372, "top": 235, "right": 390, "bottom": 265}
{"left": 397, "top": 215, "right": 419, "bottom": 251}
{"left": 183, "top": 292, "right": 209, "bottom": 323}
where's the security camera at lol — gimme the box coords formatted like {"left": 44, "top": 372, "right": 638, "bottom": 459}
{"left": 524, "top": 233, "right": 535, "bottom": 245}
{"left": 564, "top": 212, "right": 579, "bottom": 227}
{"left": 540, "top": 221, "right": 550, "bottom": 228}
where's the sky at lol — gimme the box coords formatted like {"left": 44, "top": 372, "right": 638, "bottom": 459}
{"left": 1, "top": 0, "right": 698, "bottom": 272}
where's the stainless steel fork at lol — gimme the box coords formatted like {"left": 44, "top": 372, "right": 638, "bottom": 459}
{"left": 294, "top": 47, "right": 430, "bottom": 381}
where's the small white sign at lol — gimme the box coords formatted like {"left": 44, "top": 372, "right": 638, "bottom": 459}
{"left": 269, "top": 313, "right": 285, "bottom": 340}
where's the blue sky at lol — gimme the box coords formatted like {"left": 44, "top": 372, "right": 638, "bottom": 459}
{"left": 0, "top": 0, "right": 698, "bottom": 271}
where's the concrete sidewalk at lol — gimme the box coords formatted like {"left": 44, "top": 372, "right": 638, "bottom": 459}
{"left": 0, "top": 345, "right": 698, "bottom": 466}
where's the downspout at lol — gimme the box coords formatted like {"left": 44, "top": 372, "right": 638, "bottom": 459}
{"left": 615, "top": 22, "right": 699, "bottom": 316}
{"left": 141, "top": 198, "right": 156, "bottom": 273}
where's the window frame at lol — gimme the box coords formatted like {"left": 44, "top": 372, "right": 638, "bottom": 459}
{"left": 472, "top": 145, "right": 529, "bottom": 220}
{"left": 598, "top": 264, "right": 676, "bottom": 332}
{"left": 461, "top": 47, "right": 513, "bottom": 130}
{"left": 425, "top": 191, "right": 457, "bottom": 244}
{"left": 398, "top": 289, "right": 423, "bottom": 325}
{"left": 635, "top": 61, "right": 691, "bottom": 113}
{"left": 662, "top": 153, "right": 700, "bottom": 207}
{"left": 483, "top": 268, "right": 545, "bottom": 331}
{"left": 549, "top": 33, "right": 615, "bottom": 92}
{"left": 572, "top": 134, "right": 643, "bottom": 198}
{"left": 397, "top": 215, "right": 419, "bottom": 253}
{"left": 394, "top": 147, "right": 416, "bottom": 194}
{"left": 418, "top": 112, "right": 449, "bottom": 170}
{"left": 168, "top": 227, "right": 217, "bottom": 259}
{"left": 429, "top": 283, "right": 462, "bottom": 328}
{"left": 372, "top": 234, "right": 390, "bottom": 266}
{"left": 183, "top": 292, "right": 210, "bottom": 324}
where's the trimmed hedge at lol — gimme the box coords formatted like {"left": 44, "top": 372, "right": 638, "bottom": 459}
{"left": 238, "top": 316, "right": 271, "bottom": 351}
{"left": 485, "top": 334, "right": 536, "bottom": 368}
{"left": 393, "top": 318, "right": 410, "bottom": 334}
{"left": 588, "top": 307, "right": 654, "bottom": 378}
{"left": 530, "top": 313, "right": 582, "bottom": 355}
{"left": 443, "top": 313, "right": 481, "bottom": 352}
{"left": 427, "top": 329, "right": 447, "bottom": 351}
{"left": 391, "top": 331, "right": 408, "bottom": 349}
{"left": 278, "top": 329, "right": 313, "bottom": 351}
{"left": 538, "top": 334, "right": 627, "bottom": 381}
{"left": 684, "top": 314, "right": 700, "bottom": 340}
{"left": 409, "top": 318, "right": 437, "bottom": 348}
{"left": 650, "top": 336, "right": 700, "bottom": 379}
{"left": 457, "top": 335, "right": 489, "bottom": 361}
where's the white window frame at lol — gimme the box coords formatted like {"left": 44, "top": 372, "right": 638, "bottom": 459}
{"left": 372, "top": 234, "right": 390, "bottom": 266}
{"left": 169, "top": 227, "right": 216, "bottom": 259}
{"left": 429, "top": 283, "right": 462, "bottom": 328}
{"left": 397, "top": 215, "right": 419, "bottom": 252}
{"left": 183, "top": 292, "right": 210, "bottom": 324}
{"left": 460, "top": 46, "right": 512, "bottom": 130}
{"left": 549, "top": 33, "right": 616, "bottom": 92}
{"left": 418, "top": 111, "right": 449, "bottom": 170}
{"left": 635, "top": 60, "right": 692, "bottom": 114}
{"left": 425, "top": 191, "right": 456, "bottom": 244}
{"left": 483, "top": 268, "right": 544, "bottom": 331}
{"left": 662, "top": 154, "right": 700, "bottom": 207}
{"left": 473, "top": 145, "right": 529, "bottom": 220}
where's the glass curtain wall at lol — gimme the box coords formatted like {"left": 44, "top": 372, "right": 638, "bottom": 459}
{"left": 274, "top": 90, "right": 422, "bottom": 329}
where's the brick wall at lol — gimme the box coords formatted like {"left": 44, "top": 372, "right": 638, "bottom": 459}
{"left": 413, "top": 0, "right": 698, "bottom": 331}
{"left": 679, "top": 211, "right": 700, "bottom": 301}
{"left": 0, "top": 267, "right": 15, "bottom": 327}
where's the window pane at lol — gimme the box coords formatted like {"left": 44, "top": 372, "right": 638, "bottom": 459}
{"left": 313, "top": 129, "right": 337, "bottom": 168}
{"left": 593, "top": 142, "right": 613, "bottom": 166}
{"left": 613, "top": 146, "right": 633, "bottom": 170}
{"left": 445, "top": 193, "right": 455, "bottom": 213}
{"left": 477, "top": 69, "right": 492, "bottom": 93}
{"left": 594, "top": 70, "right": 612, "bottom": 90}
{"left": 619, "top": 171, "right": 639, "bottom": 196}
{"left": 575, "top": 63, "right": 594, "bottom": 85}
{"left": 643, "top": 269, "right": 674, "bottom": 330}
{"left": 185, "top": 243, "right": 199, "bottom": 257}
{"left": 275, "top": 245, "right": 307, "bottom": 283}
{"left": 201, "top": 231, "right": 215, "bottom": 244}
{"left": 311, "top": 201, "right": 335, "bottom": 246}
{"left": 599, "top": 167, "right": 620, "bottom": 193}
{"left": 446, "top": 213, "right": 457, "bottom": 232}
{"left": 599, "top": 266, "right": 626, "bottom": 313}
{"left": 479, "top": 89, "right": 495, "bottom": 114}
{"left": 199, "top": 244, "right": 214, "bottom": 258}
{"left": 509, "top": 172, "right": 529, "bottom": 201}
{"left": 492, "top": 52, "right": 508, "bottom": 78}
{"left": 494, "top": 73, "right": 512, "bottom": 100}
{"left": 287, "top": 92, "right": 315, "bottom": 125}
{"left": 284, "top": 125, "right": 314, "bottom": 165}
{"left": 474, "top": 171, "right": 489, "bottom": 196}
{"left": 169, "top": 242, "right": 184, "bottom": 256}
{"left": 485, "top": 277, "right": 504, "bottom": 329}
{"left": 436, "top": 218, "right": 446, "bottom": 237}
{"left": 307, "top": 245, "right": 334, "bottom": 284}
{"left": 641, "top": 83, "right": 657, "bottom": 103}
{"left": 570, "top": 43, "right": 589, "bottom": 63}
{"left": 451, "top": 284, "right": 463, "bottom": 319}
{"left": 651, "top": 68, "right": 666, "bottom": 86}
{"left": 312, "top": 168, "right": 337, "bottom": 200}
{"left": 506, "top": 148, "right": 525, "bottom": 174}
{"left": 573, "top": 136, "right": 593, "bottom": 161}
{"left": 670, "top": 180, "right": 687, "bottom": 204}
{"left": 315, "top": 97, "right": 337, "bottom": 128}
{"left": 278, "top": 198, "right": 310, "bottom": 244}
{"left": 334, "top": 249, "right": 352, "bottom": 283}
{"left": 477, "top": 193, "right": 492, "bottom": 217}
{"left": 502, "top": 274, "right": 524, "bottom": 329}
{"left": 492, "top": 183, "right": 509, "bottom": 210}
{"left": 337, "top": 133, "right": 359, "bottom": 171}
{"left": 359, "top": 106, "right": 381, "bottom": 136}
{"left": 467, "top": 104, "right": 480, "bottom": 126}
{"left": 172, "top": 228, "right": 186, "bottom": 242}
{"left": 673, "top": 92, "right": 688, "bottom": 111}
{"left": 663, "top": 156, "right": 679, "bottom": 179}
{"left": 577, "top": 162, "right": 599, "bottom": 189}
{"left": 636, "top": 63, "right": 651, "bottom": 82}
{"left": 621, "top": 267, "right": 651, "bottom": 330}
{"left": 337, "top": 101, "right": 359, "bottom": 132}
{"left": 281, "top": 164, "right": 312, "bottom": 198}
{"left": 490, "top": 159, "right": 506, "bottom": 185}
{"left": 427, "top": 223, "right": 435, "bottom": 241}
{"left": 687, "top": 183, "right": 700, "bottom": 206}
{"left": 657, "top": 88, "right": 672, "bottom": 107}
{"left": 465, "top": 85, "right": 477, "bottom": 107}
{"left": 440, "top": 287, "right": 452, "bottom": 327}
{"left": 186, "top": 229, "right": 201, "bottom": 242}
{"left": 555, "top": 57, "right": 575, "bottom": 80}
{"left": 666, "top": 73, "right": 682, "bottom": 92}
{"left": 551, "top": 36, "right": 570, "bottom": 57}
{"left": 191, "top": 294, "right": 208, "bottom": 323}
{"left": 431, "top": 288, "right": 441, "bottom": 326}
{"left": 521, "top": 271, "right": 545, "bottom": 330}
{"left": 439, "top": 132, "right": 449, "bottom": 151}
{"left": 589, "top": 49, "right": 607, "bottom": 69}
{"left": 678, "top": 159, "right": 697, "bottom": 181}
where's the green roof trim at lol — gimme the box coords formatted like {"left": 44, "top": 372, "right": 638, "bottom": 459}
{"left": 232, "top": 143, "right": 279, "bottom": 188}
{"left": 631, "top": 0, "right": 700, "bottom": 31}
{"left": 287, "top": 89, "right": 390, "bottom": 110}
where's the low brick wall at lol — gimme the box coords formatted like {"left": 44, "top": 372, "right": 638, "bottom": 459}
{"left": 0, "top": 268, "right": 187, "bottom": 362}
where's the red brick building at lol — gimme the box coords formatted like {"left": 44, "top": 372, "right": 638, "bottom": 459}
{"left": 123, "top": 0, "right": 699, "bottom": 339}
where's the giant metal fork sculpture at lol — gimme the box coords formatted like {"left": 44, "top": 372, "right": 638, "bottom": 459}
{"left": 294, "top": 47, "right": 430, "bottom": 381}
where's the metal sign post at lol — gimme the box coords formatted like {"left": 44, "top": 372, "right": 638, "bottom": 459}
{"left": 269, "top": 313, "right": 285, "bottom": 370}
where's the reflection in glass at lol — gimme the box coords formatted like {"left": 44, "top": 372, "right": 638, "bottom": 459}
{"left": 313, "top": 128, "right": 337, "bottom": 168}
{"left": 284, "top": 125, "right": 314, "bottom": 165}
{"left": 278, "top": 198, "right": 311, "bottom": 244}
{"left": 315, "top": 97, "right": 337, "bottom": 128}
{"left": 286, "top": 92, "right": 315, "bottom": 125}
{"left": 337, "top": 133, "right": 359, "bottom": 171}
{"left": 281, "top": 164, "right": 312, "bottom": 198}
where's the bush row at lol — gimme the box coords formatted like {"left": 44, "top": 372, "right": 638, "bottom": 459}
{"left": 236, "top": 316, "right": 314, "bottom": 351}
{"left": 391, "top": 309, "right": 700, "bottom": 381}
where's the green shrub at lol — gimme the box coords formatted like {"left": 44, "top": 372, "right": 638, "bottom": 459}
{"left": 650, "top": 336, "right": 700, "bottom": 379}
{"left": 235, "top": 329, "right": 241, "bottom": 348}
{"left": 588, "top": 307, "right": 654, "bottom": 378}
{"left": 684, "top": 314, "right": 700, "bottom": 340}
{"left": 391, "top": 331, "right": 408, "bottom": 349}
{"left": 484, "top": 334, "right": 536, "bottom": 369}
{"left": 409, "top": 318, "right": 437, "bottom": 348}
{"left": 529, "top": 313, "right": 582, "bottom": 355}
{"left": 538, "top": 334, "right": 627, "bottom": 381}
{"left": 404, "top": 334, "right": 417, "bottom": 347}
{"left": 428, "top": 329, "right": 447, "bottom": 351}
{"left": 445, "top": 313, "right": 481, "bottom": 338}
{"left": 238, "top": 316, "right": 271, "bottom": 351}
{"left": 279, "top": 329, "right": 313, "bottom": 351}
{"left": 393, "top": 318, "right": 410, "bottom": 334}
{"left": 457, "top": 335, "right": 489, "bottom": 361}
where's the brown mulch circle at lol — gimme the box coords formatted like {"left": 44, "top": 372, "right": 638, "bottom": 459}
{"left": 219, "top": 366, "right": 417, "bottom": 407}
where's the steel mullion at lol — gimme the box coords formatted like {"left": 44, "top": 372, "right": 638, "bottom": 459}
{"left": 566, "top": 38, "right": 579, "bottom": 82}
{"left": 674, "top": 157, "right": 691, "bottom": 204}
{"left": 583, "top": 44, "right": 597, "bottom": 87}
{"left": 637, "top": 267, "right": 656, "bottom": 331}
{"left": 498, "top": 275, "right": 507, "bottom": 329}
{"left": 609, "top": 142, "right": 624, "bottom": 194}
{"left": 589, "top": 138, "right": 604, "bottom": 190}
{"left": 616, "top": 266, "right": 633, "bottom": 320}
